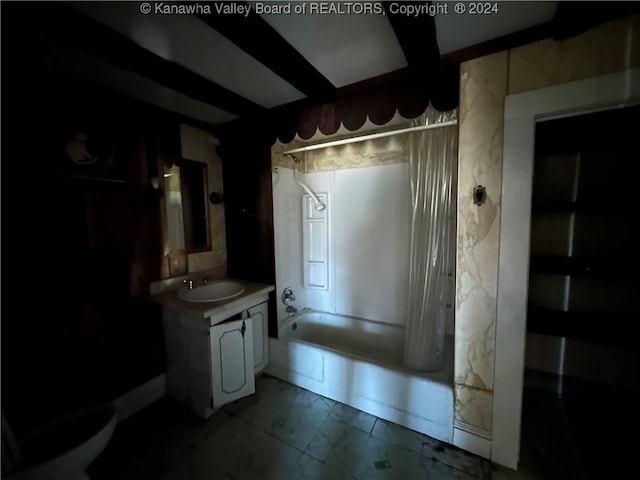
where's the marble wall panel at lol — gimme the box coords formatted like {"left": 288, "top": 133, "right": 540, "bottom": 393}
{"left": 455, "top": 51, "right": 508, "bottom": 432}
{"left": 454, "top": 384, "right": 493, "bottom": 433}
{"left": 508, "top": 15, "right": 640, "bottom": 94}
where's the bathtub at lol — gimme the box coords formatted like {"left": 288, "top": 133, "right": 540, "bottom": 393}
{"left": 266, "top": 310, "right": 454, "bottom": 443}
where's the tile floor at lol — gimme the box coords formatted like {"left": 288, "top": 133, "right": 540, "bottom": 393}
{"left": 89, "top": 374, "right": 594, "bottom": 480}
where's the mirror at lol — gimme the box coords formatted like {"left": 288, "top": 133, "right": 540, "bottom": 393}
{"left": 163, "top": 158, "right": 210, "bottom": 253}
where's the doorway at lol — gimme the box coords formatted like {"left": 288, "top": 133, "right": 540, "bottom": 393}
{"left": 492, "top": 68, "right": 640, "bottom": 470}
{"left": 521, "top": 104, "right": 639, "bottom": 478}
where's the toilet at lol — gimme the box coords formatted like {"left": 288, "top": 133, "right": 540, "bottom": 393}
{"left": 3, "top": 404, "right": 117, "bottom": 480}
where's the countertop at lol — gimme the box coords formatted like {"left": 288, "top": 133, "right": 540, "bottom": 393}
{"left": 152, "top": 278, "right": 275, "bottom": 325}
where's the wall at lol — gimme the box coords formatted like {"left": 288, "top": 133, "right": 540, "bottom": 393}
{"left": 271, "top": 160, "right": 412, "bottom": 325}
{"left": 272, "top": 121, "right": 456, "bottom": 335}
{"left": 272, "top": 129, "right": 411, "bottom": 324}
{"left": 455, "top": 51, "right": 507, "bottom": 444}
{"left": 1, "top": 65, "right": 172, "bottom": 436}
{"left": 454, "top": 13, "right": 640, "bottom": 458}
{"left": 0, "top": 23, "right": 241, "bottom": 436}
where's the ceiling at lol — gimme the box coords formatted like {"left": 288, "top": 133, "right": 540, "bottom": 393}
{"left": 17, "top": 1, "right": 638, "bottom": 132}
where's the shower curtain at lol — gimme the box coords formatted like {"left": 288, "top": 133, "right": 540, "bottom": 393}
{"left": 403, "top": 106, "right": 458, "bottom": 372}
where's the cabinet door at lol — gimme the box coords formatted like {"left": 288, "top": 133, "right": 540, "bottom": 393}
{"left": 248, "top": 301, "right": 269, "bottom": 375}
{"left": 210, "top": 318, "right": 255, "bottom": 408}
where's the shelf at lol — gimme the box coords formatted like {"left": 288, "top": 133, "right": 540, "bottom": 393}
{"left": 531, "top": 201, "right": 634, "bottom": 216}
{"left": 52, "top": 173, "right": 127, "bottom": 184}
{"left": 33, "top": 170, "right": 127, "bottom": 186}
{"left": 529, "top": 255, "right": 637, "bottom": 280}
{"left": 526, "top": 307, "right": 638, "bottom": 349}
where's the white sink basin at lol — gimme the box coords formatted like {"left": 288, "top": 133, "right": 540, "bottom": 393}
{"left": 177, "top": 280, "right": 245, "bottom": 303}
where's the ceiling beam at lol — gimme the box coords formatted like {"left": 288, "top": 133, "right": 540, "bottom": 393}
{"left": 196, "top": 1, "right": 336, "bottom": 102}
{"left": 33, "top": 3, "right": 265, "bottom": 118}
{"left": 383, "top": 1, "right": 441, "bottom": 81}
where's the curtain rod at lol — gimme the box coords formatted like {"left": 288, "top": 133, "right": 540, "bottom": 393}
{"left": 281, "top": 119, "right": 457, "bottom": 154}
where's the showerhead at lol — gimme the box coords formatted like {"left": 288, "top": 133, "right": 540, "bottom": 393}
{"left": 314, "top": 202, "right": 326, "bottom": 211}
{"left": 283, "top": 153, "right": 300, "bottom": 163}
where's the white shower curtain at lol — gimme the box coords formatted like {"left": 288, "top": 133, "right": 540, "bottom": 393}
{"left": 403, "top": 106, "right": 457, "bottom": 372}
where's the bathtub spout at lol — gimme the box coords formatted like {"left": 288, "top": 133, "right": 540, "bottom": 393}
{"left": 286, "top": 305, "right": 298, "bottom": 316}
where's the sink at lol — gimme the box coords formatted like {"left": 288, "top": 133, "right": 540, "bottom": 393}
{"left": 177, "top": 280, "right": 245, "bottom": 303}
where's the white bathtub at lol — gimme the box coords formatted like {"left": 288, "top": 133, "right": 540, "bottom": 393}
{"left": 266, "top": 310, "right": 454, "bottom": 443}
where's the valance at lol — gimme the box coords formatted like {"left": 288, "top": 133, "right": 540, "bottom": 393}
{"left": 217, "top": 64, "right": 460, "bottom": 147}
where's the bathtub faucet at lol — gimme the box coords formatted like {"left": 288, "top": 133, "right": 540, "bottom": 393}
{"left": 282, "top": 287, "right": 296, "bottom": 305}
{"left": 286, "top": 305, "right": 298, "bottom": 316}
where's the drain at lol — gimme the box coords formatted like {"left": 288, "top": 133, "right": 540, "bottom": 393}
{"left": 292, "top": 322, "right": 297, "bottom": 331}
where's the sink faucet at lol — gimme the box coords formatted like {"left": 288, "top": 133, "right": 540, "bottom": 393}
{"left": 183, "top": 276, "right": 210, "bottom": 290}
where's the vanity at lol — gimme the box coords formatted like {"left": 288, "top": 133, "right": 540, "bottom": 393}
{"left": 152, "top": 279, "right": 275, "bottom": 419}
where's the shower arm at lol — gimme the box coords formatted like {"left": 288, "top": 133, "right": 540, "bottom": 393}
{"left": 294, "top": 169, "right": 325, "bottom": 210}
{"left": 286, "top": 154, "right": 326, "bottom": 211}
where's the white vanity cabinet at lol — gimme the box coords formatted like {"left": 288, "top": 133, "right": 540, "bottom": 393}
{"left": 156, "top": 281, "right": 274, "bottom": 419}
{"left": 210, "top": 316, "right": 255, "bottom": 408}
